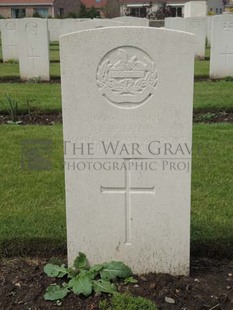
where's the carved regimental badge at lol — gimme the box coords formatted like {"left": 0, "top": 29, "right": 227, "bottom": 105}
{"left": 97, "top": 47, "right": 158, "bottom": 108}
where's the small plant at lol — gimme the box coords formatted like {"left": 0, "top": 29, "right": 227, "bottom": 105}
{"left": 220, "top": 111, "right": 227, "bottom": 117}
{"left": 99, "top": 293, "right": 158, "bottom": 310}
{"left": 5, "top": 59, "right": 18, "bottom": 64}
{"left": 196, "top": 112, "right": 217, "bottom": 122}
{"left": 44, "top": 252, "right": 133, "bottom": 301}
{"left": 0, "top": 93, "right": 20, "bottom": 123}
{"left": 26, "top": 76, "right": 42, "bottom": 84}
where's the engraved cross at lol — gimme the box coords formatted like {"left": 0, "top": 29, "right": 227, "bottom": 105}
{"left": 101, "top": 159, "right": 155, "bottom": 245}
{"left": 7, "top": 44, "right": 16, "bottom": 59}
{"left": 220, "top": 45, "right": 233, "bottom": 71}
{"left": 28, "top": 48, "right": 40, "bottom": 69}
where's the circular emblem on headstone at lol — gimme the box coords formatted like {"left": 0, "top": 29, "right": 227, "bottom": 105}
{"left": 6, "top": 21, "right": 16, "bottom": 31}
{"left": 97, "top": 47, "right": 158, "bottom": 108}
{"left": 25, "top": 22, "right": 38, "bottom": 35}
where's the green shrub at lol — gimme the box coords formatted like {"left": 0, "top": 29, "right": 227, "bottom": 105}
{"left": 44, "top": 252, "right": 133, "bottom": 301}
{"left": 66, "top": 12, "right": 78, "bottom": 18}
{"left": 33, "top": 12, "right": 41, "bottom": 17}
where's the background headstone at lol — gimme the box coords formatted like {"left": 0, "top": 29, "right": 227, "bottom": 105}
{"left": 184, "top": 1, "right": 207, "bottom": 17}
{"left": 59, "top": 19, "right": 77, "bottom": 37}
{"left": 60, "top": 27, "right": 194, "bottom": 275}
{"left": 206, "top": 16, "right": 212, "bottom": 46}
{"left": 48, "top": 19, "right": 90, "bottom": 41}
{"left": 210, "top": 15, "right": 233, "bottom": 78}
{"left": 165, "top": 17, "right": 185, "bottom": 31}
{"left": 165, "top": 17, "right": 206, "bottom": 58}
{"left": 149, "top": 20, "right": 165, "bottom": 28}
{"left": 48, "top": 19, "right": 62, "bottom": 42}
{"left": 185, "top": 17, "right": 206, "bottom": 59}
{"left": 0, "top": 19, "right": 19, "bottom": 62}
{"left": 114, "top": 16, "right": 149, "bottom": 26}
{"left": 75, "top": 19, "right": 124, "bottom": 31}
{"left": 19, "top": 18, "right": 50, "bottom": 81}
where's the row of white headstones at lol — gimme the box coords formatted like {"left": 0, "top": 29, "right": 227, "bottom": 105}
{"left": 1, "top": 15, "right": 233, "bottom": 80}
{"left": 0, "top": 17, "right": 148, "bottom": 81}
{"left": 165, "top": 15, "right": 233, "bottom": 79}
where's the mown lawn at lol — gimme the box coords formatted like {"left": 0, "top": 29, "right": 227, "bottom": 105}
{"left": 194, "top": 80, "right": 233, "bottom": 111}
{"left": 0, "top": 62, "right": 61, "bottom": 79}
{"left": 0, "top": 43, "right": 210, "bottom": 78}
{"left": 194, "top": 46, "right": 210, "bottom": 77}
{"left": 0, "top": 124, "right": 232, "bottom": 257}
{"left": 0, "top": 83, "right": 61, "bottom": 112}
{"left": 0, "top": 125, "right": 66, "bottom": 256}
{"left": 0, "top": 80, "right": 233, "bottom": 113}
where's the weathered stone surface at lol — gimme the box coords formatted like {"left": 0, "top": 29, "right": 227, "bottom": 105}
{"left": 0, "top": 19, "right": 19, "bottom": 62}
{"left": 19, "top": 18, "right": 50, "bottom": 81}
{"left": 210, "top": 15, "right": 233, "bottom": 78}
{"left": 184, "top": 1, "right": 207, "bottom": 17}
{"left": 165, "top": 17, "right": 206, "bottom": 58}
{"left": 114, "top": 16, "right": 149, "bottom": 26}
{"left": 60, "top": 27, "right": 194, "bottom": 275}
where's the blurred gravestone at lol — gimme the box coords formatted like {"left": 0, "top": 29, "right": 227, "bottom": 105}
{"left": 114, "top": 16, "right": 149, "bottom": 26}
{"left": 19, "top": 18, "right": 50, "bottom": 81}
{"left": 210, "top": 15, "right": 233, "bottom": 78}
{"left": 0, "top": 19, "right": 19, "bottom": 62}
{"left": 165, "top": 17, "right": 206, "bottom": 58}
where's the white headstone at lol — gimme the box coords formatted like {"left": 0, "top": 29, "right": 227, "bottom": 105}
{"left": 114, "top": 16, "right": 149, "bottom": 26}
{"left": 48, "top": 19, "right": 62, "bottom": 42}
{"left": 206, "top": 16, "right": 212, "bottom": 46}
{"left": 165, "top": 17, "right": 185, "bottom": 31}
{"left": 48, "top": 18, "right": 90, "bottom": 41}
{"left": 59, "top": 19, "right": 88, "bottom": 36}
{"left": 165, "top": 17, "right": 206, "bottom": 58}
{"left": 184, "top": 1, "right": 207, "bottom": 17}
{"left": 19, "top": 18, "right": 50, "bottom": 81}
{"left": 59, "top": 19, "right": 76, "bottom": 36}
{"left": 60, "top": 27, "right": 194, "bottom": 276}
{"left": 210, "top": 15, "right": 233, "bottom": 78}
{"left": 185, "top": 17, "right": 206, "bottom": 58}
{"left": 74, "top": 19, "right": 124, "bottom": 31}
{"left": 0, "top": 19, "right": 19, "bottom": 62}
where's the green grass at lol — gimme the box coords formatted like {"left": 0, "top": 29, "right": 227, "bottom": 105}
{"left": 0, "top": 125, "right": 66, "bottom": 256}
{"left": 0, "top": 83, "right": 61, "bottom": 112}
{"left": 205, "top": 46, "right": 210, "bottom": 59}
{"left": 194, "top": 81, "right": 233, "bottom": 111}
{"left": 99, "top": 294, "right": 157, "bottom": 310}
{"left": 194, "top": 59, "right": 209, "bottom": 77}
{"left": 194, "top": 46, "right": 210, "bottom": 77}
{"left": 0, "top": 43, "right": 210, "bottom": 78}
{"left": 49, "top": 42, "right": 60, "bottom": 62}
{"left": 0, "top": 62, "right": 61, "bottom": 79}
{"left": 191, "top": 123, "right": 233, "bottom": 256}
{"left": 0, "top": 124, "right": 232, "bottom": 258}
{"left": 0, "top": 80, "right": 232, "bottom": 113}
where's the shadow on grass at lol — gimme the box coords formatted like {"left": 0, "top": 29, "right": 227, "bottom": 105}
{"left": 0, "top": 238, "right": 66, "bottom": 258}
{"left": 191, "top": 239, "right": 233, "bottom": 260}
{"left": 1, "top": 238, "right": 233, "bottom": 260}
